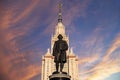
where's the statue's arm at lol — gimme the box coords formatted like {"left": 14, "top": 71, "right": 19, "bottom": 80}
{"left": 63, "top": 41, "right": 68, "bottom": 51}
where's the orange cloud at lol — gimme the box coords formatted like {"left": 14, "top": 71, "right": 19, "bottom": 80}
{"left": 22, "top": 65, "right": 41, "bottom": 80}
{"left": 0, "top": 53, "right": 13, "bottom": 80}
{"left": 0, "top": 9, "right": 12, "bottom": 30}
{"left": 0, "top": 50, "right": 41, "bottom": 80}
{"left": 85, "top": 60, "right": 120, "bottom": 80}
{"left": 78, "top": 33, "right": 120, "bottom": 80}
{"left": 9, "top": 64, "right": 41, "bottom": 80}
{"left": 79, "top": 57, "right": 120, "bottom": 80}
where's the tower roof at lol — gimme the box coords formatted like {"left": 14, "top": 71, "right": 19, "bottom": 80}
{"left": 55, "top": 3, "right": 65, "bottom": 35}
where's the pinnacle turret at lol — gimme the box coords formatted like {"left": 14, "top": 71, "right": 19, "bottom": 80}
{"left": 58, "top": 3, "right": 62, "bottom": 22}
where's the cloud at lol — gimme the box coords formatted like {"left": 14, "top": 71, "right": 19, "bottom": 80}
{"left": 10, "top": 64, "right": 41, "bottom": 80}
{"left": 0, "top": 49, "right": 42, "bottom": 80}
{"left": 79, "top": 55, "right": 120, "bottom": 80}
{"left": 12, "top": 0, "right": 40, "bottom": 24}
{"left": 74, "top": 26, "right": 104, "bottom": 58}
{"left": 103, "top": 34, "right": 120, "bottom": 61}
{"left": 79, "top": 54, "right": 99, "bottom": 64}
{"left": 78, "top": 33, "right": 120, "bottom": 80}
{"left": 0, "top": 52, "right": 13, "bottom": 80}
{"left": 78, "top": 32, "right": 120, "bottom": 80}
{"left": 85, "top": 60, "right": 120, "bottom": 80}
{"left": 0, "top": 1, "right": 42, "bottom": 80}
{"left": 0, "top": 0, "right": 48, "bottom": 51}
{"left": 0, "top": 8, "right": 12, "bottom": 30}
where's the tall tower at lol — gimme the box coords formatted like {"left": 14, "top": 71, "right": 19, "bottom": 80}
{"left": 41, "top": 3, "right": 79, "bottom": 80}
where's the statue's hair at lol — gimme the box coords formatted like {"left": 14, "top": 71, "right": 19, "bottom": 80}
{"left": 58, "top": 34, "right": 63, "bottom": 39}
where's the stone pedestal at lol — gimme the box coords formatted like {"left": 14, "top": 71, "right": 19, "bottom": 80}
{"left": 49, "top": 72, "right": 71, "bottom": 80}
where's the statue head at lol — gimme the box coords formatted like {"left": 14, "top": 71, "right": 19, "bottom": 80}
{"left": 58, "top": 34, "right": 63, "bottom": 40}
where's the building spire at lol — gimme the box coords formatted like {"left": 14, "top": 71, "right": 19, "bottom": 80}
{"left": 58, "top": 3, "right": 62, "bottom": 22}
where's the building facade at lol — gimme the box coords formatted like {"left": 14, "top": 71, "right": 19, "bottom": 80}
{"left": 41, "top": 4, "right": 79, "bottom": 80}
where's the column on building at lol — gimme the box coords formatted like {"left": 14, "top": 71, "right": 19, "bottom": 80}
{"left": 41, "top": 49, "right": 53, "bottom": 80}
{"left": 68, "top": 48, "right": 79, "bottom": 80}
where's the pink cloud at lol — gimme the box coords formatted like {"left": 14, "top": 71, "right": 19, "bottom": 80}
{"left": 0, "top": 3, "right": 42, "bottom": 79}
{"left": 12, "top": 0, "right": 40, "bottom": 24}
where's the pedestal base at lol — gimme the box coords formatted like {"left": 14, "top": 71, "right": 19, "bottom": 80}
{"left": 49, "top": 72, "right": 71, "bottom": 80}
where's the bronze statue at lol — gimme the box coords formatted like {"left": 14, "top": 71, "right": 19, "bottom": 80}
{"left": 53, "top": 34, "right": 68, "bottom": 73}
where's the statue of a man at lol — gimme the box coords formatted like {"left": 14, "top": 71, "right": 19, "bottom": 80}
{"left": 53, "top": 34, "right": 68, "bottom": 72}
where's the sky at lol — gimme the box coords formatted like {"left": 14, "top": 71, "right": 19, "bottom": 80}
{"left": 0, "top": 0, "right": 120, "bottom": 80}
